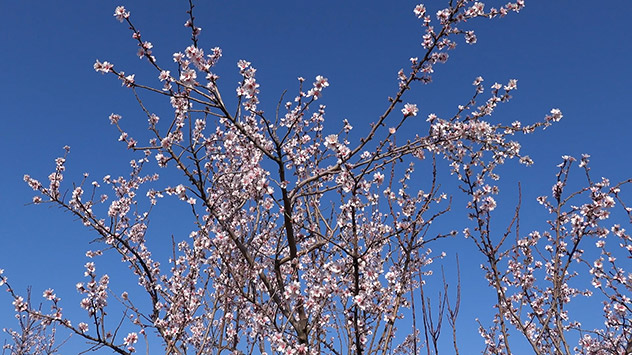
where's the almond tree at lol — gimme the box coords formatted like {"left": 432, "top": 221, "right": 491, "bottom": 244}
{"left": 3, "top": 1, "right": 631, "bottom": 354}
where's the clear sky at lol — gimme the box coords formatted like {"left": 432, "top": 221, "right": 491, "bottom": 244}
{"left": 1, "top": 0, "right": 631, "bottom": 353}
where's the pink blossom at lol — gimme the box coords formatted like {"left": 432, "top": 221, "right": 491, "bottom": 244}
{"left": 401, "top": 103, "right": 419, "bottom": 117}
{"left": 237, "top": 59, "right": 251, "bottom": 70}
{"left": 481, "top": 196, "right": 497, "bottom": 211}
{"left": 180, "top": 69, "right": 197, "bottom": 86}
{"left": 614, "top": 303, "right": 627, "bottom": 314}
{"left": 173, "top": 52, "right": 184, "bottom": 63}
{"left": 42, "top": 288, "right": 56, "bottom": 301}
{"left": 546, "top": 108, "right": 563, "bottom": 122}
{"left": 159, "top": 70, "right": 171, "bottom": 81}
{"left": 465, "top": 31, "right": 477, "bottom": 44}
{"left": 78, "top": 322, "right": 89, "bottom": 333}
{"left": 93, "top": 60, "right": 114, "bottom": 74}
{"left": 84, "top": 262, "right": 96, "bottom": 276}
{"left": 504, "top": 79, "right": 518, "bottom": 90}
{"left": 324, "top": 134, "right": 338, "bottom": 147}
{"left": 113, "top": 6, "right": 130, "bottom": 22}
{"left": 124, "top": 332, "right": 138, "bottom": 346}
{"left": 413, "top": 4, "right": 426, "bottom": 18}
{"left": 373, "top": 172, "right": 385, "bottom": 184}
{"left": 12, "top": 296, "right": 27, "bottom": 312}
{"left": 436, "top": 8, "right": 451, "bottom": 24}
{"left": 122, "top": 74, "right": 135, "bottom": 87}
{"left": 313, "top": 75, "right": 329, "bottom": 90}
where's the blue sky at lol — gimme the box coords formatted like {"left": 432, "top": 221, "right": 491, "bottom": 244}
{"left": 1, "top": 0, "right": 631, "bottom": 353}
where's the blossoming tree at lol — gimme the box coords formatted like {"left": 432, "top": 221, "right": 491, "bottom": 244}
{"left": 3, "top": 1, "right": 631, "bottom": 354}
